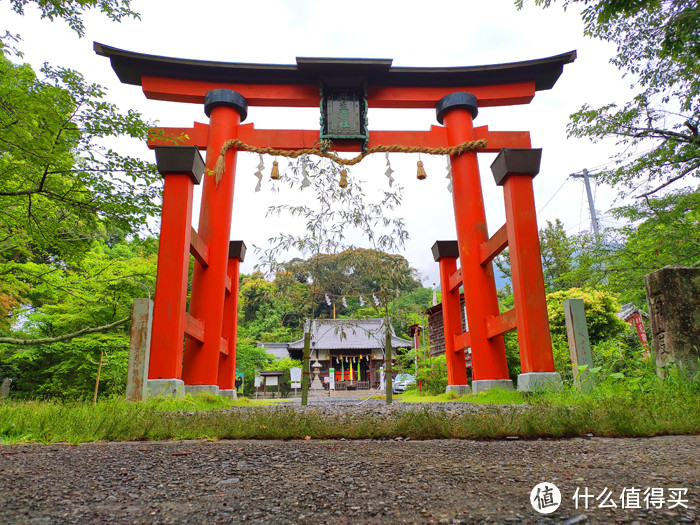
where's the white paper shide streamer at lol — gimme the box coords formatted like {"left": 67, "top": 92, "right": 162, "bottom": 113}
{"left": 445, "top": 155, "right": 453, "bottom": 193}
{"left": 253, "top": 154, "right": 264, "bottom": 192}
{"left": 385, "top": 152, "right": 395, "bottom": 187}
{"left": 300, "top": 155, "right": 311, "bottom": 188}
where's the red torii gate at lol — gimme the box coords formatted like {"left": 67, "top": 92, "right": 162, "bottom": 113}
{"left": 96, "top": 43, "right": 575, "bottom": 396}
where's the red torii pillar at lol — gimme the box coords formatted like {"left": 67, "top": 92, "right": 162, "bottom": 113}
{"left": 147, "top": 146, "right": 203, "bottom": 397}
{"left": 438, "top": 93, "right": 512, "bottom": 393}
{"left": 145, "top": 90, "right": 248, "bottom": 398}
{"left": 491, "top": 148, "right": 558, "bottom": 390}
{"left": 218, "top": 240, "right": 246, "bottom": 398}
{"left": 432, "top": 241, "right": 469, "bottom": 392}
{"left": 434, "top": 93, "right": 560, "bottom": 393}
{"left": 181, "top": 89, "right": 247, "bottom": 395}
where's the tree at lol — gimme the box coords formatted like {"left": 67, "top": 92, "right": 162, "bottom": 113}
{"left": 1, "top": 1, "right": 164, "bottom": 343}
{"left": 280, "top": 248, "right": 420, "bottom": 319}
{"left": 519, "top": 1, "right": 699, "bottom": 198}
{"left": 595, "top": 189, "right": 700, "bottom": 305}
{"left": 540, "top": 219, "right": 575, "bottom": 291}
{"left": 0, "top": 1, "right": 174, "bottom": 400}
{"left": 0, "top": 54, "right": 161, "bottom": 335}
{"left": 5, "top": 0, "right": 139, "bottom": 38}
{"left": 519, "top": 1, "right": 700, "bottom": 307}
{"left": 0, "top": 237, "right": 158, "bottom": 398}
{"left": 0, "top": 56, "right": 160, "bottom": 265}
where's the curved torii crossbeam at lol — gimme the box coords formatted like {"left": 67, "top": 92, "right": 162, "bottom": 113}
{"left": 96, "top": 43, "right": 575, "bottom": 396}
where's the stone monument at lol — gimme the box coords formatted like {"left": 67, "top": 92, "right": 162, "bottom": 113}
{"left": 645, "top": 266, "right": 700, "bottom": 376}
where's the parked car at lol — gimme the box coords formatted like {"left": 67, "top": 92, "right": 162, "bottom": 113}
{"left": 392, "top": 374, "right": 416, "bottom": 395}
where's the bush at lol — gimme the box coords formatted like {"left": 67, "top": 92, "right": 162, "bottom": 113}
{"left": 545, "top": 288, "right": 639, "bottom": 381}
{"left": 416, "top": 354, "right": 448, "bottom": 395}
{"left": 547, "top": 288, "right": 627, "bottom": 344}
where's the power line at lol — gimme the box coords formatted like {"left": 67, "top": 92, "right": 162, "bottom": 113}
{"left": 537, "top": 178, "right": 569, "bottom": 216}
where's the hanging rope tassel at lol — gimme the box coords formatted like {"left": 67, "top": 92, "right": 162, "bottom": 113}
{"left": 417, "top": 160, "right": 427, "bottom": 180}
{"left": 270, "top": 160, "right": 280, "bottom": 180}
{"left": 339, "top": 169, "right": 348, "bottom": 188}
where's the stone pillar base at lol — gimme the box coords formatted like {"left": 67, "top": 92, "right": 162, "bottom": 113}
{"left": 472, "top": 379, "right": 514, "bottom": 394}
{"left": 517, "top": 372, "right": 562, "bottom": 392}
{"left": 218, "top": 389, "right": 238, "bottom": 400}
{"left": 185, "top": 384, "right": 220, "bottom": 396}
{"left": 445, "top": 384, "right": 471, "bottom": 396}
{"left": 147, "top": 379, "right": 185, "bottom": 399}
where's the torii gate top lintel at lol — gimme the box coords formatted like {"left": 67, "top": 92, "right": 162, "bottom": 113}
{"left": 94, "top": 42, "right": 576, "bottom": 110}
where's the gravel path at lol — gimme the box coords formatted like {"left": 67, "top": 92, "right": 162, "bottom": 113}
{"left": 1, "top": 433, "right": 697, "bottom": 524}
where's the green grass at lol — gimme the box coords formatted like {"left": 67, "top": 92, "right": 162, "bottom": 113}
{"left": 395, "top": 388, "right": 527, "bottom": 405}
{"left": 0, "top": 386, "right": 698, "bottom": 444}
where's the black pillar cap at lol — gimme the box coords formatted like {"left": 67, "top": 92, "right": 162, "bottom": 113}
{"left": 204, "top": 89, "right": 248, "bottom": 121}
{"left": 154, "top": 146, "right": 205, "bottom": 184}
{"left": 436, "top": 92, "right": 478, "bottom": 124}
{"left": 228, "top": 240, "right": 247, "bottom": 261}
{"left": 431, "top": 240, "right": 459, "bottom": 262}
{"left": 490, "top": 148, "right": 543, "bottom": 186}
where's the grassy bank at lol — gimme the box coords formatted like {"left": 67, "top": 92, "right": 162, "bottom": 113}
{"left": 1, "top": 385, "right": 698, "bottom": 444}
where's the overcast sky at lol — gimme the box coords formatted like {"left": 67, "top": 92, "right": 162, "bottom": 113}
{"left": 5, "top": 0, "right": 634, "bottom": 286}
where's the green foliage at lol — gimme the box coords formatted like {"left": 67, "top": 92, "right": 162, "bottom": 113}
{"left": 387, "top": 287, "right": 432, "bottom": 337}
{"left": 0, "top": 51, "right": 161, "bottom": 351}
{"left": 539, "top": 219, "right": 577, "bottom": 291}
{"left": 518, "top": 1, "right": 699, "bottom": 194}
{"left": 7, "top": 0, "right": 139, "bottom": 37}
{"left": 598, "top": 189, "right": 700, "bottom": 305}
{"left": 547, "top": 287, "right": 627, "bottom": 343}
{"left": 279, "top": 248, "right": 421, "bottom": 321}
{"left": 235, "top": 339, "right": 275, "bottom": 396}
{"left": 503, "top": 332, "right": 521, "bottom": 381}
{"left": 415, "top": 353, "right": 448, "bottom": 396}
{"left": 0, "top": 238, "right": 157, "bottom": 399}
{"left": 0, "top": 56, "right": 159, "bottom": 265}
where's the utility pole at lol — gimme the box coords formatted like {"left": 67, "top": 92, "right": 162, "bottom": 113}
{"left": 570, "top": 169, "right": 600, "bottom": 238}
{"left": 571, "top": 168, "right": 608, "bottom": 284}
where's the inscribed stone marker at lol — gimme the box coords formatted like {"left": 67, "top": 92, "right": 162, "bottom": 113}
{"left": 645, "top": 266, "right": 700, "bottom": 377}
{"left": 563, "top": 298, "right": 594, "bottom": 392}
{"left": 126, "top": 298, "right": 153, "bottom": 402}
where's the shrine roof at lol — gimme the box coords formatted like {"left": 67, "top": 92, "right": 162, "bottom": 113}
{"left": 287, "top": 319, "right": 412, "bottom": 351}
{"left": 94, "top": 42, "right": 576, "bottom": 91}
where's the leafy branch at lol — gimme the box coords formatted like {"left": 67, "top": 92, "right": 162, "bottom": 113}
{"left": 0, "top": 315, "right": 130, "bottom": 345}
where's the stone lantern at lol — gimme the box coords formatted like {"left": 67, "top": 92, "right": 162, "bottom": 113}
{"left": 310, "top": 360, "right": 324, "bottom": 390}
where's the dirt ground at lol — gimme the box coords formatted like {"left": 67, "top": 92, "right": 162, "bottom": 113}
{"left": 1, "top": 435, "right": 698, "bottom": 524}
